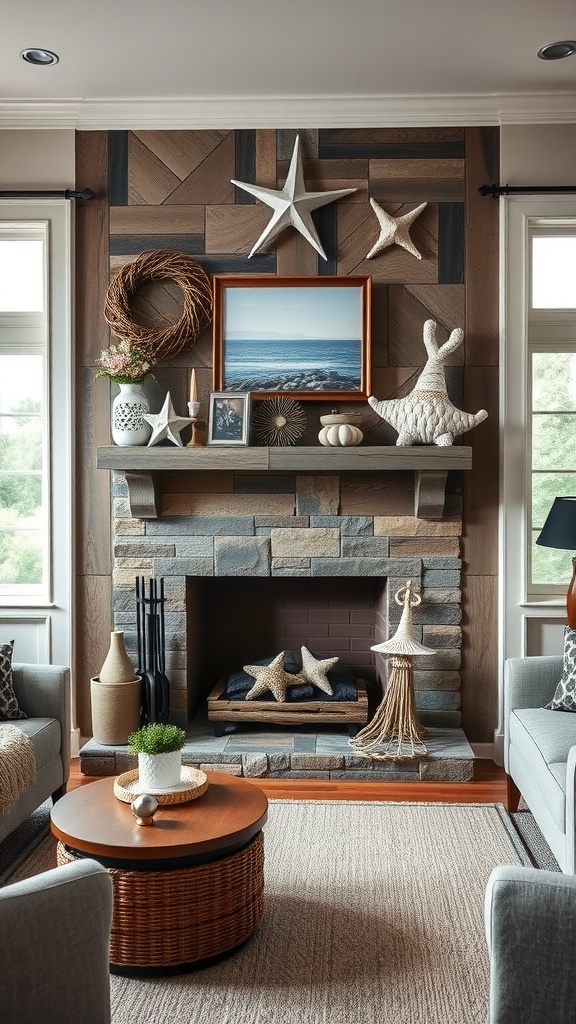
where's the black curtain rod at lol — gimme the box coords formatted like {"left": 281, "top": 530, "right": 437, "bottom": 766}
{"left": 0, "top": 188, "right": 94, "bottom": 201}
{"left": 479, "top": 184, "right": 576, "bottom": 198}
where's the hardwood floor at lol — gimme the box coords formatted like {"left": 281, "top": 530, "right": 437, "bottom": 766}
{"left": 68, "top": 757, "right": 508, "bottom": 804}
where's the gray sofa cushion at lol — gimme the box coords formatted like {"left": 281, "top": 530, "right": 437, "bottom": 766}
{"left": 11, "top": 719, "right": 62, "bottom": 774}
{"left": 510, "top": 708, "right": 576, "bottom": 830}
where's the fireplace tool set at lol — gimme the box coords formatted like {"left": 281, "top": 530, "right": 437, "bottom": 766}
{"left": 136, "top": 576, "right": 170, "bottom": 724}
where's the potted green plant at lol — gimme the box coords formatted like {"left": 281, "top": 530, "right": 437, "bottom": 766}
{"left": 128, "top": 723, "right": 187, "bottom": 790}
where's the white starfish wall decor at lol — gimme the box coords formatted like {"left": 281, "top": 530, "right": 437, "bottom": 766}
{"left": 365, "top": 198, "right": 427, "bottom": 260}
{"left": 368, "top": 319, "right": 488, "bottom": 446}
{"left": 231, "top": 135, "right": 356, "bottom": 260}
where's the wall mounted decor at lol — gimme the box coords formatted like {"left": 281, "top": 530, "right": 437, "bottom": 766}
{"left": 365, "top": 199, "right": 427, "bottom": 261}
{"left": 231, "top": 135, "right": 356, "bottom": 260}
{"left": 252, "top": 396, "right": 307, "bottom": 446}
{"left": 368, "top": 319, "right": 488, "bottom": 445}
{"left": 104, "top": 249, "right": 213, "bottom": 361}
{"left": 213, "top": 275, "right": 371, "bottom": 401}
{"left": 207, "top": 392, "right": 251, "bottom": 446}
{"left": 143, "top": 392, "right": 193, "bottom": 447}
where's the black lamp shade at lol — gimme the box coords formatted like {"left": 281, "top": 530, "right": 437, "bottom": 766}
{"left": 536, "top": 497, "right": 576, "bottom": 550}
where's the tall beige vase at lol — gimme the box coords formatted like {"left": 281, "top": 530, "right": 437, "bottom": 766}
{"left": 91, "top": 630, "right": 142, "bottom": 745}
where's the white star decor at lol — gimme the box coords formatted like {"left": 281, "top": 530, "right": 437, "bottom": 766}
{"left": 144, "top": 392, "right": 193, "bottom": 447}
{"left": 365, "top": 198, "right": 427, "bottom": 261}
{"left": 231, "top": 135, "right": 357, "bottom": 260}
{"left": 243, "top": 651, "right": 306, "bottom": 703}
{"left": 300, "top": 646, "right": 338, "bottom": 696}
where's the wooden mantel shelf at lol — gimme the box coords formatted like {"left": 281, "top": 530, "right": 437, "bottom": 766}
{"left": 96, "top": 445, "right": 472, "bottom": 520}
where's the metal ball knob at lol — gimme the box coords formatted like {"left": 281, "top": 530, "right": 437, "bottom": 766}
{"left": 131, "top": 793, "right": 158, "bottom": 826}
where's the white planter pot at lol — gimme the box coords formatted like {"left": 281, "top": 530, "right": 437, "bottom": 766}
{"left": 111, "top": 383, "right": 151, "bottom": 446}
{"left": 138, "top": 750, "right": 182, "bottom": 791}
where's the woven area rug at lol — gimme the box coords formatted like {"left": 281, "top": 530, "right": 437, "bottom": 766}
{"left": 1, "top": 800, "right": 531, "bottom": 1023}
{"left": 0, "top": 799, "right": 51, "bottom": 882}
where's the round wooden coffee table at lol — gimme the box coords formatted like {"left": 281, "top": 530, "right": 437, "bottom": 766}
{"left": 50, "top": 772, "right": 268, "bottom": 975}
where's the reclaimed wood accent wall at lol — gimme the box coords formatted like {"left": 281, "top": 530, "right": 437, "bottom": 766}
{"left": 74, "top": 126, "right": 499, "bottom": 742}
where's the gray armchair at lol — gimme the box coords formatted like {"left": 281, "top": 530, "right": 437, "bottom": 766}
{"left": 0, "top": 858, "right": 113, "bottom": 1024}
{"left": 485, "top": 864, "right": 576, "bottom": 1024}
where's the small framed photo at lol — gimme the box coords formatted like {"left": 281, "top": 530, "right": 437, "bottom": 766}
{"left": 207, "top": 392, "right": 251, "bottom": 446}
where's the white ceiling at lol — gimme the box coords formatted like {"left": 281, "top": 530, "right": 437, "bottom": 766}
{"left": 2, "top": 0, "right": 576, "bottom": 128}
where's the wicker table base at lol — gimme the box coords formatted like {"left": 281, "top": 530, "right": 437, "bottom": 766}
{"left": 50, "top": 773, "right": 268, "bottom": 976}
{"left": 57, "top": 832, "right": 265, "bottom": 974}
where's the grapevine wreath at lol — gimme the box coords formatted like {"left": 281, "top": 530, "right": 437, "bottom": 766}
{"left": 104, "top": 249, "right": 213, "bottom": 361}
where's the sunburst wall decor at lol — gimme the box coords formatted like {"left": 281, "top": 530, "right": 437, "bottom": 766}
{"left": 252, "top": 397, "right": 307, "bottom": 446}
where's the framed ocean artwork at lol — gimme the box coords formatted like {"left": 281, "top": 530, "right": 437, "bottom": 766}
{"left": 212, "top": 275, "right": 372, "bottom": 401}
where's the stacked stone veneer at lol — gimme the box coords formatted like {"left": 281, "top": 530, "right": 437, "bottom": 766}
{"left": 109, "top": 470, "right": 463, "bottom": 732}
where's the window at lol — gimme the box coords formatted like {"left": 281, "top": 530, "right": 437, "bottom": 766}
{"left": 0, "top": 227, "right": 48, "bottom": 597}
{"left": 528, "top": 226, "right": 576, "bottom": 597}
{"left": 0, "top": 200, "right": 72, "bottom": 675}
{"left": 502, "top": 197, "right": 576, "bottom": 670}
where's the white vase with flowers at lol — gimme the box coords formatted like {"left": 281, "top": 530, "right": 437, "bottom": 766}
{"left": 96, "top": 339, "right": 155, "bottom": 446}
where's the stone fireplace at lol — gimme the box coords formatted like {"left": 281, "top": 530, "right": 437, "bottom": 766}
{"left": 80, "top": 447, "right": 473, "bottom": 781}
{"left": 111, "top": 470, "right": 462, "bottom": 726}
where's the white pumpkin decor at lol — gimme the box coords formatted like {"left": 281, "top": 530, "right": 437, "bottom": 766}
{"left": 318, "top": 412, "right": 363, "bottom": 447}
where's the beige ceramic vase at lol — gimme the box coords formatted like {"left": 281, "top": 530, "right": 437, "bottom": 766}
{"left": 91, "top": 630, "right": 142, "bottom": 745}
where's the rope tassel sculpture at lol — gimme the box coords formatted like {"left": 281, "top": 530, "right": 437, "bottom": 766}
{"left": 349, "top": 580, "right": 435, "bottom": 761}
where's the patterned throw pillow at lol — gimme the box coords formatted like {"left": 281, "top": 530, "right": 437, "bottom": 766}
{"left": 546, "top": 626, "right": 576, "bottom": 712}
{"left": 0, "top": 641, "right": 27, "bottom": 720}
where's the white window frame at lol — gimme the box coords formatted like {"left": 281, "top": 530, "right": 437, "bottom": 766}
{"left": 499, "top": 196, "right": 576, "bottom": 756}
{"left": 0, "top": 200, "right": 73, "bottom": 678}
{"left": 0, "top": 224, "right": 49, "bottom": 600}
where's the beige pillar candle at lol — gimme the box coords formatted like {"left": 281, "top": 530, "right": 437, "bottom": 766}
{"left": 189, "top": 369, "right": 198, "bottom": 405}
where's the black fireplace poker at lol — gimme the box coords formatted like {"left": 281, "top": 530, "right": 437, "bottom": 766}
{"left": 135, "top": 576, "right": 170, "bottom": 724}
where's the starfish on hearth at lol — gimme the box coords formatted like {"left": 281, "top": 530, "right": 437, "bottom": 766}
{"left": 231, "top": 135, "right": 356, "bottom": 260}
{"left": 144, "top": 392, "right": 193, "bottom": 447}
{"left": 365, "top": 198, "right": 427, "bottom": 260}
{"left": 300, "top": 646, "right": 337, "bottom": 696}
{"left": 244, "top": 651, "right": 306, "bottom": 703}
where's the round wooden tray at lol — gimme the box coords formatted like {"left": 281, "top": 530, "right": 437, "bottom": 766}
{"left": 113, "top": 766, "right": 209, "bottom": 805}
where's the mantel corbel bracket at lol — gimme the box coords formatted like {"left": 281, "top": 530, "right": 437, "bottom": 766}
{"left": 414, "top": 470, "right": 447, "bottom": 520}
{"left": 125, "top": 471, "right": 161, "bottom": 519}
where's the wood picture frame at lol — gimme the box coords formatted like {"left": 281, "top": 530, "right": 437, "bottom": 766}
{"left": 212, "top": 275, "right": 372, "bottom": 401}
{"left": 207, "top": 391, "right": 251, "bottom": 446}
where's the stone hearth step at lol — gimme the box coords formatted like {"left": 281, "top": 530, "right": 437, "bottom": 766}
{"left": 80, "top": 718, "right": 474, "bottom": 783}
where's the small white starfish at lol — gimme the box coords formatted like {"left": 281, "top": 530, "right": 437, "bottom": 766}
{"left": 231, "top": 135, "right": 356, "bottom": 260}
{"left": 144, "top": 392, "right": 193, "bottom": 447}
{"left": 365, "top": 198, "right": 427, "bottom": 260}
{"left": 300, "top": 646, "right": 337, "bottom": 696}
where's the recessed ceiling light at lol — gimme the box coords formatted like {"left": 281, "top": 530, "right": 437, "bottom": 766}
{"left": 20, "top": 48, "right": 59, "bottom": 66}
{"left": 537, "top": 40, "right": 576, "bottom": 60}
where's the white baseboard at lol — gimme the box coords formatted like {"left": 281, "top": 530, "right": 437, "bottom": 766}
{"left": 70, "top": 727, "right": 81, "bottom": 758}
{"left": 470, "top": 742, "right": 496, "bottom": 761}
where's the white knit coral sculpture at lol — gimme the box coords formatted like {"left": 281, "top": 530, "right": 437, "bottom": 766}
{"left": 368, "top": 319, "right": 488, "bottom": 446}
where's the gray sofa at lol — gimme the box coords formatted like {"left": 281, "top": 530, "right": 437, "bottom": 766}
{"left": 504, "top": 655, "right": 576, "bottom": 873}
{"left": 485, "top": 864, "right": 576, "bottom": 1023}
{"left": 0, "top": 663, "right": 70, "bottom": 845}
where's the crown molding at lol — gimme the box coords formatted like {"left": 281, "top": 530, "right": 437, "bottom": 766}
{"left": 0, "top": 92, "right": 575, "bottom": 130}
